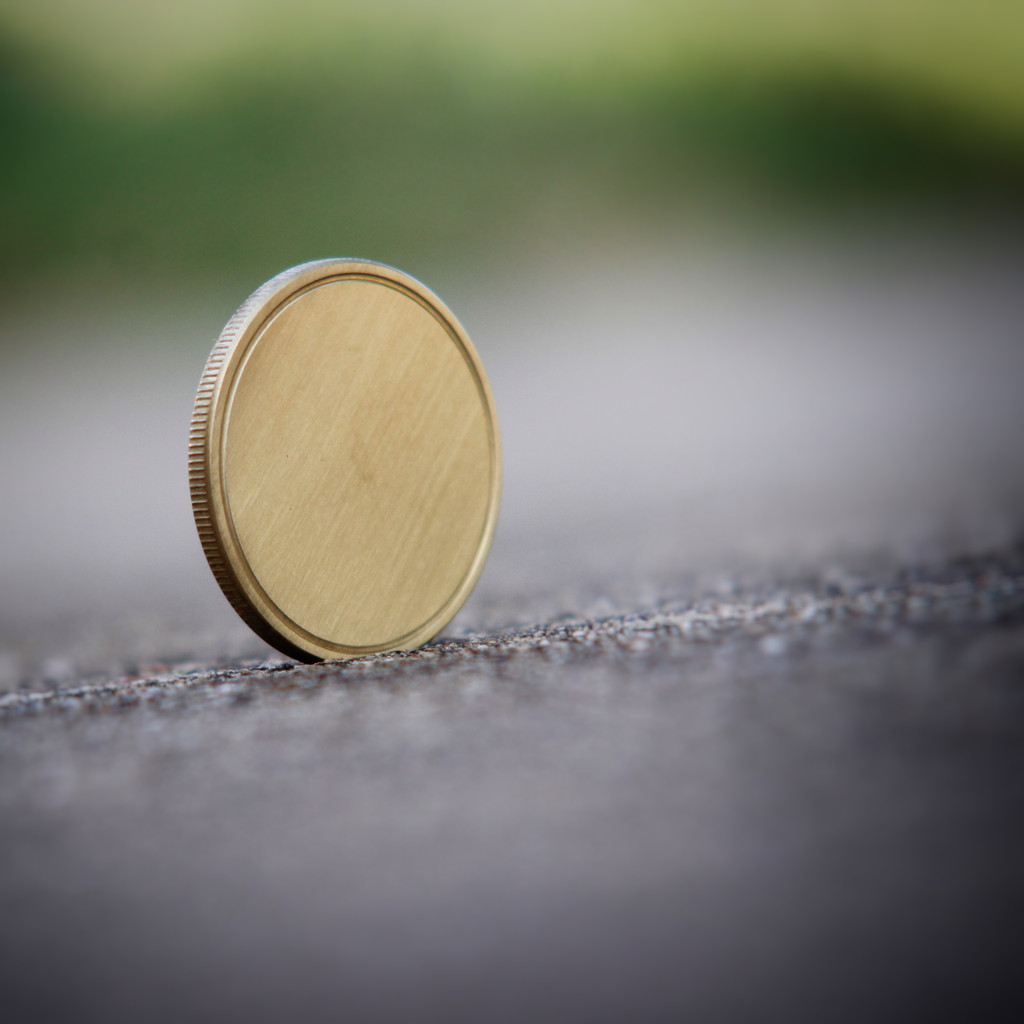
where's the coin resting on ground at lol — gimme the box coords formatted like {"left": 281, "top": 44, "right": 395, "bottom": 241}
{"left": 189, "top": 259, "right": 501, "bottom": 662}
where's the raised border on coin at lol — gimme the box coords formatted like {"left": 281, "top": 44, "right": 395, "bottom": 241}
{"left": 188, "top": 259, "right": 501, "bottom": 662}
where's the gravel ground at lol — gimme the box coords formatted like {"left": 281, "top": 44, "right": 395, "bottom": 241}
{"left": 2, "top": 223, "right": 1023, "bottom": 1022}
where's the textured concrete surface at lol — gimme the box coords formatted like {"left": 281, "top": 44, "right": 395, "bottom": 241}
{"left": 2, "top": 224, "right": 1023, "bottom": 1022}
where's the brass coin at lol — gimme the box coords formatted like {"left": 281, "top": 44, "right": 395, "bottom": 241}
{"left": 189, "top": 259, "right": 501, "bottom": 662}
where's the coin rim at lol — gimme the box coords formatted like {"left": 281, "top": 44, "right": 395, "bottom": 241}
{"left": 189, "top": 259, "right": 502, "bottom": 663}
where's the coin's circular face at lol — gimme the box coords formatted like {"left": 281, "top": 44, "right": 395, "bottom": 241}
{"left": 189, "top": 260, "right": 501, "bottom": 662}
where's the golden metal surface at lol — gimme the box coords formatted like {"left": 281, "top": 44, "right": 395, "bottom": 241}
{"left": 189, "top": 260, "right": 501, "bottom": 662}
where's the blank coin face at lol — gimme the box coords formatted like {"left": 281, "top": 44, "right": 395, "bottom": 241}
{"left": 189, "top": 260, "right": 501, "bottom": 661}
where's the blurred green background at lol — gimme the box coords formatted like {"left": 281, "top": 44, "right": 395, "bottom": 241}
{"left": 2, "top": 0, "right": 1023, "bottom": 299}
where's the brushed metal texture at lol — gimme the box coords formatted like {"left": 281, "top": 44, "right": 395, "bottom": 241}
{"left": 190, "top": 260, "right": 501, "bottom": 661}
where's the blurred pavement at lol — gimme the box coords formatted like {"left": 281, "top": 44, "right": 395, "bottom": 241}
{"left": 1, "top": 222, "right": 1023, "bottom": 1021}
